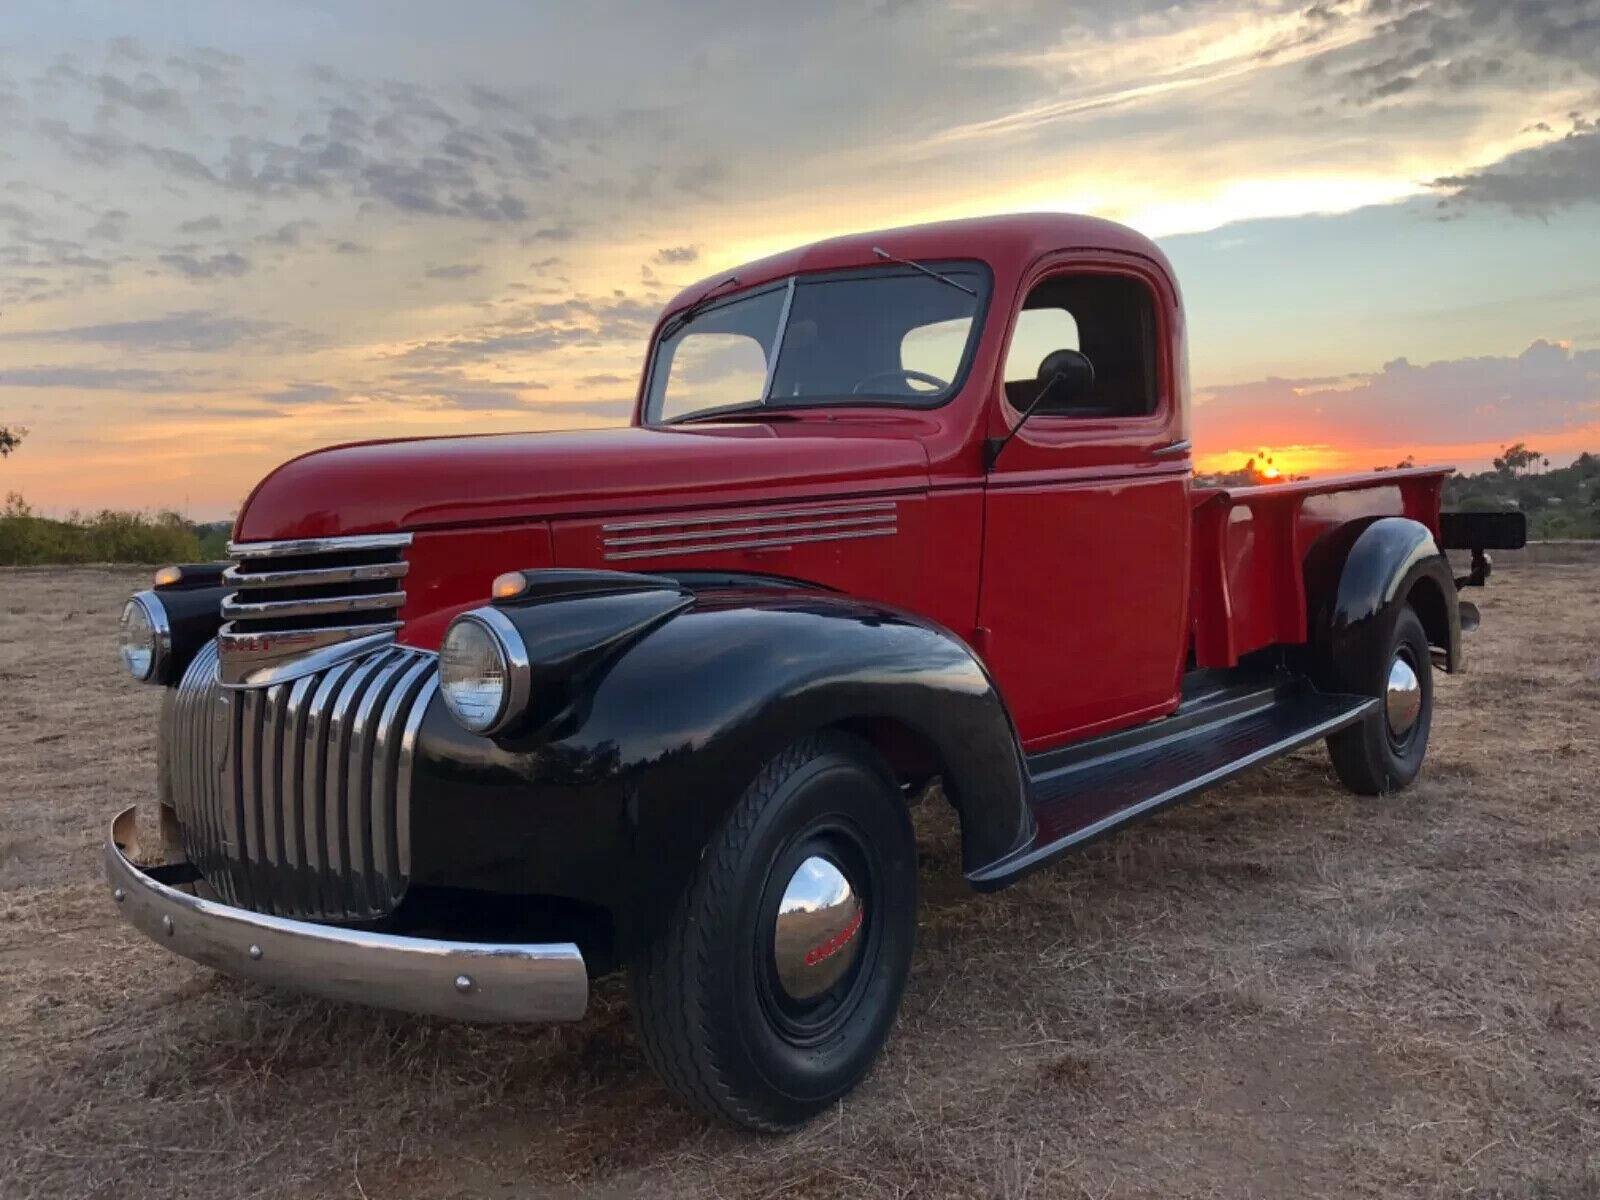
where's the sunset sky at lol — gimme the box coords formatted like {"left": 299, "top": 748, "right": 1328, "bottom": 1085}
{"left": 2, "top": 1, "right": 1598, "bottom": 519}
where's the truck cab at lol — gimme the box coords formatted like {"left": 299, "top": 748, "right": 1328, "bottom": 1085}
{"left": 107, "top": 213, "right": 1522, "bottom": 1133}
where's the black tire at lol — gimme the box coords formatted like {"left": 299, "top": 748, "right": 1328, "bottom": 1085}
{"left": 629, "top": 733, "right": 917, "bottom": 1131}
{"left": 1326, "top": 603, "right": 1433, "bottom": 794}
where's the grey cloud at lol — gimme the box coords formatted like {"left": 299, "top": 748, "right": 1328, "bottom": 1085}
{"left": 1314, "top": 0, "right": 1600, "bottom": 106}
{"left": 108, "top": 37, "right": 148, "bottom": 64}
{"left": 396, "top": 294, "right": 660, "bottom": 367}
{"left": 1197, "top": 339, "right": 1600, "bottom": 451}
{"left": 381, "top": 367, "right": 550, "bottom": 412}
{"left": 2, "top": 231, "right": 111, "bottom": 270}
{"left": 159, "top": 250, "right": 252, "bottom": 279}
{"left": 1433, "top": 118, "right": 1600, "bottom": 215}
{"left": 143, "top": 402, "right": 281, "bottom": 420}
{"left": 260, "top": 383, "right": 345, "bottom": 405}
{"left": 332, "top": 239, "right": 370, "bottom": 254}
{"left": 36, "top": 117, "right": 128, "bottom": 167}
{"left": 258, "top": 219, "right": 317, "bottom": 246}
{"left": 424, "top": 262, "right": 484, "bottom": 280}
{"left": 177, "top": 215, "right": 224, "bottom": 233}
{"left": 1, "top": 365, "right": 202, "bottom": 392}
{"left": 139, "top": 144, "right": 217, "bottom": 183}
{"left": 654, "top": 245, "right": 699, "bottom": 265}
{"left": 96, "top": 71, "right": 185, "bottom": 119}
{"left": 86, "top": 209, "right": 129, "bottom": 241}
{"left": 20, "top": 38, "right": 730, "bottom": 243}
{"left": 1, "top": 310, "right": 279, "bottom": 353}
{"left": 529, "top": 397, "right": 635, "bottom": 422}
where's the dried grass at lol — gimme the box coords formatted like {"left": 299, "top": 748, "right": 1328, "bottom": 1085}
{"left": 2, "top": 561, "right": 1597, "bottom": 1198}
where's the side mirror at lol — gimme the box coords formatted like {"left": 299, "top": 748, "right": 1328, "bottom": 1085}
{"left": 1035, "top": 349, "right": 1095, "bottom": 406}
{"left": 983, "top": 349, "right": 1096, "bottom": 470}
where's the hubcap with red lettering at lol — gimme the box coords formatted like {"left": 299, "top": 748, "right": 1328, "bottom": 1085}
{"left": 773, "top": 856, "right": 865, "bottom": 1002}
{"left": 755, "top": 824, "right": 878, "bottom": 1044}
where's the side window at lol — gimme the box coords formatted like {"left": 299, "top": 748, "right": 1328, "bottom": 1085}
{"left": 1003, "top": 275, "right": 1159, "bottom": 418}
{"left": 1003, "top": 309, "right": 1078, "bottom": 384}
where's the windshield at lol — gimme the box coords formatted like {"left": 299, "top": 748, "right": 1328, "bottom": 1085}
{"left": 645, "top": 262, "right": 989, "bottom": 423}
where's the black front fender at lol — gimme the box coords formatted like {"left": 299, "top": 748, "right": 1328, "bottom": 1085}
{"left": 408, "top": 585, "right": 1031, "bottom": 960}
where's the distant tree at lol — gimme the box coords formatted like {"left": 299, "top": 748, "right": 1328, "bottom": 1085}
{"left": 0, "top": 426, "right": 24, "bottom": 458}
{"left": 1492, "top": 442, "right": 1541, "bottom": 476}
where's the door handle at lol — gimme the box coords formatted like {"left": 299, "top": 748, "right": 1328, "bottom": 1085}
{"left": 1151, "top": 439, "right": 1192, "bottom": 458}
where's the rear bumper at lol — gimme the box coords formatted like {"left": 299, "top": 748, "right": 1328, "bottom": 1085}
{"left": 105, "top": 807, "right": 588, "bottom": 1023}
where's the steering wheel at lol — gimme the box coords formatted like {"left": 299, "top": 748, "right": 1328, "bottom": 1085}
{"left": 850, "top": 368, "right": 949, "bottom": 395}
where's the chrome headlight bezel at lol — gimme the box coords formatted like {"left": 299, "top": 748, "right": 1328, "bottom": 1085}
{"left": 437, "top": 607, "right": 530, "bottom": 736}
{"left": 119, "top": 590, "right": 172, "bottom": 683}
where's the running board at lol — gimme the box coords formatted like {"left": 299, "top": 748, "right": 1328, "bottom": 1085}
{"left": 967, "top": 683, "right": 1376, "bottom": 890}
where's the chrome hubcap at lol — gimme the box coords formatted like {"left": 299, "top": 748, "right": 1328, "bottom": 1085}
{"left": 1385, "top": 653, "right": 1422, "bottom": 738}
{"left": 772, "top": 856, "right": 864, "bottom": 1002}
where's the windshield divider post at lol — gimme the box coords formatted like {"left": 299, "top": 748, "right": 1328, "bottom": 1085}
{"left": 760, "top": 277, "right": 797, "bottom": 403}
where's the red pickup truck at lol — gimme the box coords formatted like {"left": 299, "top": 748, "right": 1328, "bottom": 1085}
{"left": 109, "top": 212, "right": 1521, "bottom": 1131}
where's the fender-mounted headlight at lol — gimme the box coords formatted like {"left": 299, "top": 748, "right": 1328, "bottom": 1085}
{"left": 438, "top": 608, "right": 530, "bottom": 735}
{"left": 118, "top": 591, "right": 172, "bottom": 683}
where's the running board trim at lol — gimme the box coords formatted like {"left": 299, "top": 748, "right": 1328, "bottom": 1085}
{"left": 967, "top": 689, "right": 1376, "bottom": 890}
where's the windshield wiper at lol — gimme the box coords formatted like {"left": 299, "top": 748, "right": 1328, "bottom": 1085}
{"left": 658, "top": 274, "right": 741, "bottom": 341}
{"left": 660, "top": 401, "right": 797, "bottom": 426}
{"left": 871, "top": 246, "right": 976, "bottom": 296}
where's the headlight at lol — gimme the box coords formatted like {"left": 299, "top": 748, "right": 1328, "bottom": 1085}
{"left": 118, "top": 591, "right": 171, "bottom": 683}
{"left": 438, "top": 609, "right": 529, "bottom": 735}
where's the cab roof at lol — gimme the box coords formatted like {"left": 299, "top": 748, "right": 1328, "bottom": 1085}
{"left": 662, "top": 212, "right": 1174, "bottom": 317}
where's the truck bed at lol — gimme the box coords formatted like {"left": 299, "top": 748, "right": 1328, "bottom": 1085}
{"left": 1188, "top": 466, "right": 1451, "bottom": 669}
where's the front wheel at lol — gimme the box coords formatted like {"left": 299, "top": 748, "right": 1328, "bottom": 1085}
{"left": 1326, "top": 602, "right": 1433, "bottom": 794}
{"left": 629, "top": 733, "right": 917, "bottom": 1131}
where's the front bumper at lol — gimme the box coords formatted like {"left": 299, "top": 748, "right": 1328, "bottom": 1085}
{"left": 105, "top": 807, "right": 588, "bottom": 1023}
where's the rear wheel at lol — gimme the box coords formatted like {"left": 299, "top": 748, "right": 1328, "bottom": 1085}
{"left": 1326, "top": 603, "right": 1433, "bottom": 794}
{"left": 629, "top": 733, "right": 917, "bottom": 1131}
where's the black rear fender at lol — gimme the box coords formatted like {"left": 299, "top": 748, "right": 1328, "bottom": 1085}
{"left": 1303, "top": 516, "right": 1461, "bottom": 678}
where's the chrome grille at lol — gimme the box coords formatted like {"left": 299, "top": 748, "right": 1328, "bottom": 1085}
{"left": 169, "top": 639, "right": 439, "bottom": 921}
{"left": 219, "top": 532, "right": 411, "bottom": 685}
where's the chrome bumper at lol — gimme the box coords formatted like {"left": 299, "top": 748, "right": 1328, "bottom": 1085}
{"left": 105, "top": 807, "right": 588, "bottom": 1023}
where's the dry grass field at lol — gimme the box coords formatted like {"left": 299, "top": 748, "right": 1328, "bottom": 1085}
{"left": 2, "top": 561, "right": 1597, "bottom": 1199}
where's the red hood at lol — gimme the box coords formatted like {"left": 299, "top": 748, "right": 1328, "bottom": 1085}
{"left": 234, "top": 422, "right": 930, "bottom": 541}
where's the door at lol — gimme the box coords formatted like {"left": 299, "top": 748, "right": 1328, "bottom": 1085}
{"left": 977, "top": 262, "right": 1192, "bottom": 750}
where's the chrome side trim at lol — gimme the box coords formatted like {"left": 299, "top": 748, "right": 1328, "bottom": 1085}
{"left": 228, "top": 532, "right": 414, "bottom": 559}
{"left": 607, "top": 526, "right": 897, "bottom": 561}
{"left": 604, "top": 513, "right": 894, "bottom": 547}
{"left": 601, "top": 500, "right": 899, "bottom": 562}
{"left": 602, "top": 500, "right": 897, "bottom": 533}
{"left": 107, "top": 807, "right": 588, "bottom": 1023}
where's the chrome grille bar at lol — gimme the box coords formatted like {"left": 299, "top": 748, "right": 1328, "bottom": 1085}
{"left": 219, "top": 532, "right": 413, "bottom": 687}
{"left": 221, "top": 592, "right": 407, "bottom": 621}
{"left": 221, "top": 561, "right": 408, "bottom": 589}
{"left": 227, "top": 532, "right": 414, "bottom": 559}
{"left": 167, "top": 639, "right": 436, "bottom": 921}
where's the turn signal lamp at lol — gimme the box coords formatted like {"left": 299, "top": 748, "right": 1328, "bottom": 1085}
{"left": 491, "top": 571, "right": 528, "bottom": 601}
